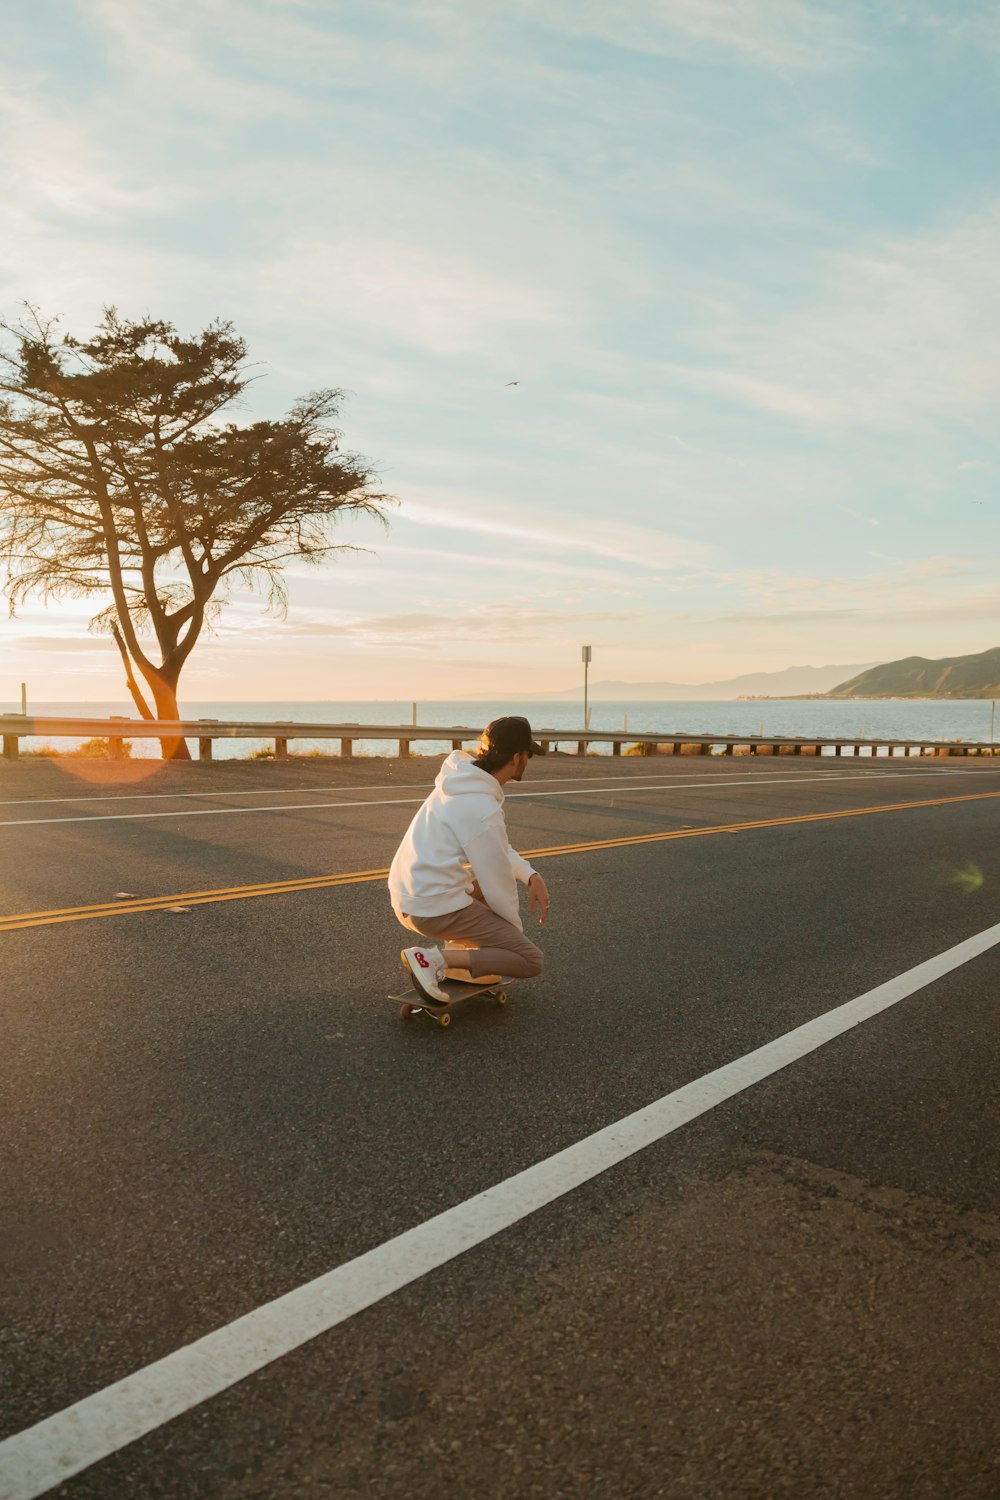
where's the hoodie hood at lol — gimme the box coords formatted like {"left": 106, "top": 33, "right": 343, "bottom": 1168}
{"left": 434, "top": 749, "right": 503, "bottom": 803}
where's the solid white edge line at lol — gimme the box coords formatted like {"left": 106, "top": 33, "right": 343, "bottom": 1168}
{"left": 0, "top": 771, "right": 711, "bottom": 809}
{"left": 0, "top": 768, "right": 983, "bottom": 828}
{"left": 2, "top": 918, "right": 999, "bottom": 1500}
{"left": 0, "top": 763, "right": 965, "bottom": 810}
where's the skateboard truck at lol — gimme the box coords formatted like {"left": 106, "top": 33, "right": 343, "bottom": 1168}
{"left": 389, "top": 976, "right": 511, "bottom": 1028}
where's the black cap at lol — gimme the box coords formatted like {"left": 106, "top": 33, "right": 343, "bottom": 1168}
{"left": 477, "top": 715, "right": 545, "bottom": 761}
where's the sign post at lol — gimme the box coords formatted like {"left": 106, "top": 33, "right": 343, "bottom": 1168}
{"left": 582, "top": 645, "right": 592, "bottom": 731}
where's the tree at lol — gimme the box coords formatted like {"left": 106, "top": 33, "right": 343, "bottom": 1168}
{"left": 0, "top": 307, "right": 394, "bottom": 757}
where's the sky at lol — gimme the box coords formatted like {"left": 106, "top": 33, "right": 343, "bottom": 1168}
{"left": 1, "top": 0, "right": 999, "bottom": 703}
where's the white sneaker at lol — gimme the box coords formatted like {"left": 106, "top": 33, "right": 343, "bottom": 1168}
{"left": 401, "top": 946, "right": 449, "bottom": 1003}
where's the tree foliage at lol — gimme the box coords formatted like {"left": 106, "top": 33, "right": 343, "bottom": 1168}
{"left": 0, "top": 307, "right": 394, "bottom": 754}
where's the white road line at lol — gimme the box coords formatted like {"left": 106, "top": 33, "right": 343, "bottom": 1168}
{"left": 0, "top": 772, "right": 774, "bottom": 809}
{"left": 0, "top": 766, "right": 919, "bottom": 810}
{"left": 0, "top": 782, "right": 432, "bottom": 808}
{"left": 1, "top": 921, "right": 997, "bottom": 1500}
{"left": 0, "top": 768, "right": 986, "bottom": 829}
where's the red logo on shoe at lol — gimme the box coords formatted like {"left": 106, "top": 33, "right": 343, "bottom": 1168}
{"left": 415, "top": 952, "right": 430, "bottom": 969}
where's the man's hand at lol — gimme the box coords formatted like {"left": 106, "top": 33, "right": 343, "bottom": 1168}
{"left": 528, "top": 872, "right": 550, "bottom": 925}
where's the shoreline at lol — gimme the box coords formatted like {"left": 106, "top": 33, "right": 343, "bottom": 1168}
{"left": 739, "top": 693, "right": 1000, "bottom": 701}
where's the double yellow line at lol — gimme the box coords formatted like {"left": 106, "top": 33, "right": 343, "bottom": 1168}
{"left": 4, "top": 786, "right": 1000, "bottom": 934}
{"left": 0, "top": 867, "right": 391, "bottom": 933}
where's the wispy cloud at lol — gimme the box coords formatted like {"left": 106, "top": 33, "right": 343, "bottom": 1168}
{"left": 236, "top": 602, "right": 635, "bottom": 647}
{"left": 399, "top": 498, "right": 713, "bottom": 571}
{"left": 18, "top": 635, "right": 109, "bottom": 652}
{"left": 84, "top": 0, "right": 319, "bottom": 119}
{"left": 719, "top": 591, "right": 1000, "bottom": 628}
{"left": 664, "top": 206, "right": 1000, "bottom": 430}
{"left": 424, "top": 0, "right": 868, "bottom": 73}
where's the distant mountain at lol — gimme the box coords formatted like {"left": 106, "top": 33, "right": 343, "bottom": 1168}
{"left": 520, "top": 663, "right": 881, "bottom": 702}
{"left": 829, "top": 647, "right": 1000, "bottom": 699}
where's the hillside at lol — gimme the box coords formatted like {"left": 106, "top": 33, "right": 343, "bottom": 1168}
{"left": 829, "top": 647, "right": 1000, "bottom": 699}
{"left": 521, "top": 662, "right": 879, "bottom": 702}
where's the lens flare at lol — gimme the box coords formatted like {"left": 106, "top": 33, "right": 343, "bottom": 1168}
{"left": 54, "top": 749, "right": 164, "bottom": 787}
{"left": 946, "top": 861, "right": 984, "bottom": 895}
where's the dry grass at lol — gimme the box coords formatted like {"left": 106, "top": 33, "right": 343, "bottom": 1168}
{"left": 22, "top": 737, "right": 133, "bottom": 760}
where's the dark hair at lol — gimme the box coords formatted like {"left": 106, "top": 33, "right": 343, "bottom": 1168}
{"left": 472, "top": 743, "right": 509, "bottom": 773}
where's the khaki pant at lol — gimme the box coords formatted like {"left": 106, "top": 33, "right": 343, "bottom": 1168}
{"left": 398, "top": 898, "right": 544, "bottom": 980}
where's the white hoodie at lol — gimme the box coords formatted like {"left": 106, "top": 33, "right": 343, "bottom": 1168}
{"left": 388, "top": 751, "right": 535, "bottom": 930}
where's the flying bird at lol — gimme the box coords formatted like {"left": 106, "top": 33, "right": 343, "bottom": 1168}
{"left": 505, "top": 380, "right": 519, "bottom": 386}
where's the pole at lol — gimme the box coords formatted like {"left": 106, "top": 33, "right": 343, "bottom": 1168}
{"left": 411, "top": 701, "right": 417, "bottom": 727}
{"left": 20, "top": 682, "right": 26, "bottom": 715}
{"left": 582, "top": 645, "right": 592, "bottom": 731}
{"left": 992, "top": 699, "right": 996, "bottom": 748}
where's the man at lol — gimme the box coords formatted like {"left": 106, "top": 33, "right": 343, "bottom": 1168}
{"left": 389, "top": 715, "right": 551, "bottom": 1005}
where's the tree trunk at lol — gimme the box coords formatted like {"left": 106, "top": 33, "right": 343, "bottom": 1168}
{"left": 147, "top": 672, "right": 192, "bottom": 761}
{"left": 111, "top": 622, "right": 155, "bottom": 721}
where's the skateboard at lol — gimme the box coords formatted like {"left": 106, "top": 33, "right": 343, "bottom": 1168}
{"left": 388, "top": 975, "right": 511, "bottom": 1028}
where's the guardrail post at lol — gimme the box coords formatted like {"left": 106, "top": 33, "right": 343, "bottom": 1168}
{"left": 197, "top": 719, "right": 217, "bottom": 763}
{"left": 577, "top": 740, "right": 587, "bottom": 755}
{"left": 399, "top": 739, "right": 410, "bottom": 758}
{"left": 723, "top": 742, "right": 733, "bottom": 755}
{"left": 341, "top": 738, "right": 353, "bottom": 758}
{"left": 109, "top": 737, "right": 125, "bottom": 760}
{"left": 540, "top": 740, "right": 550, "bottom": 754}
{"left": 612, "top": 740, "right": 621, "bottom": 756}
{"left": 275, "top": 737, "right": 288, "bottom": 760}
{"left": 3, "top": 733, "right": 18, "bottom": 761}
{"left": 452, "top": 739, "right": 463, "bottom": 751}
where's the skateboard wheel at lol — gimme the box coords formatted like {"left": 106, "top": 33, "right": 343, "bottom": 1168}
{"left": 400, "top": 1003, "right": 416, "bottom": 1018}
{"left": 437, "top": 1012, "right": 452, "bottom": 1027}
{"left": 496, "top": 990, "right": 508, "bottom": 1005}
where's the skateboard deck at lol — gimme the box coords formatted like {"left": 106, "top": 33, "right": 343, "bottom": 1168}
{"left": 388, "top": 976, "right": 511, "bottom": 1028}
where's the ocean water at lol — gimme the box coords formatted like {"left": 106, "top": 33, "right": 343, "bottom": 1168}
{"left": 3, "top": 698, "right": 999, "bottom": 759}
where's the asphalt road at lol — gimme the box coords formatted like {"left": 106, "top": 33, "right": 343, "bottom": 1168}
{"left": 3, "top": 752, "right": 1000, "bottom": 1499}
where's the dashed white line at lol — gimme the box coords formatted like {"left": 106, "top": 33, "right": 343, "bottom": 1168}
{"left": 1, "top": 919, "right": 996, "bottom": 1499}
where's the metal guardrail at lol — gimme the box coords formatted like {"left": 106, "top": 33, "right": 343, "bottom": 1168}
{"left": 1, "top": 714, "right": 998, "bottom": 762}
